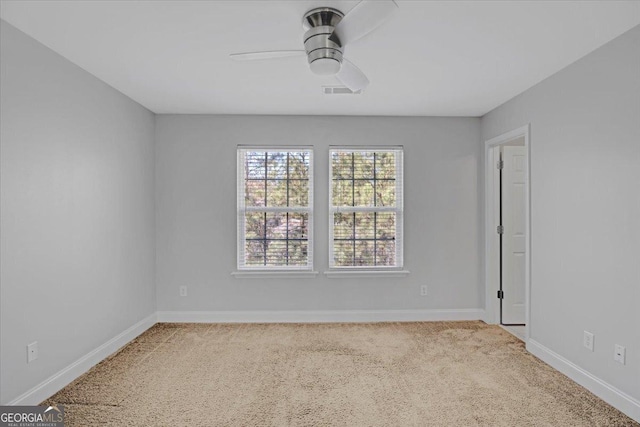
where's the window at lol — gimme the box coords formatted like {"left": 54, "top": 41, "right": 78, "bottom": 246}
{"left": 237, "top": 147, "right": 313, "bottom": 270}
{"left": 329, "top": 147, "right": 403, "bottom": 268}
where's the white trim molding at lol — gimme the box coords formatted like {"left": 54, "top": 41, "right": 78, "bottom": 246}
{"left": 527, "top": 339, "right": 640, "bottom": 423}
{"left": 156, "top": 309, "right": 484, "bottom": 324}
{"left": 6, "top": 313, "right": 157, "bottom": 406}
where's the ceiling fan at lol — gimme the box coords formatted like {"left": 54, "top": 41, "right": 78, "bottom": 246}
{"left": 229, "top": 0, "right": 399, "bottom": 92}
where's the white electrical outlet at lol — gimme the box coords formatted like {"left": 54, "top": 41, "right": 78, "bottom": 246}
{"left": 27, "top": 341, "right": 38, "bottom": 363}
{"left": 614, "top": 344, "right": 626, "bottom": 365}
{"left": 583, "top": 331, "right": 594, "bottom": 352}
{"left": 179, "top": 286, "right": 187, "bottom": 297}
{"left": 420, "top": 285, "right": 428, "bottom": 296}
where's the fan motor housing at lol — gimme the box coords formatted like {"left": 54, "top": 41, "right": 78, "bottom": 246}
{"left": 302, "top": 8, "right": 344, "bottom": 75}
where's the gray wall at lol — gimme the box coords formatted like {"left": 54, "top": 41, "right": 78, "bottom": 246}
{"left": 155, "top": 115, "right": 482, "bottom": 312}
{"left": 0, "top": 21, "right": 156, "bottom": 404}
{"left": 5, "top": 7, "right": 636, "bottom": 412}
{"left": 481, "top": 25, "right": 640, "bottom": 402}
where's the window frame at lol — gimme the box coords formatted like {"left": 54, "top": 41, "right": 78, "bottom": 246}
{"left": 236, "top": 146, "right": 314, "bottom": 271}
{"left": 328, "top": 146, "right": 404, "bottom": 270}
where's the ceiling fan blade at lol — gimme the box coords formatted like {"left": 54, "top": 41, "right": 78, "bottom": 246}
{"left": 230, "top": 50, "right": 306, "bottom": 61}
{"left": 330, "top": 0, "right": 398, "bottom": 45}
{"left": 336, "top": 58, "right": 370, "bottom": 92}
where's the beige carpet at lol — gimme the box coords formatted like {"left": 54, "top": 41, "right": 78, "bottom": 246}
{"left": 43, "top": 321, "right": 638, "bottom": 426}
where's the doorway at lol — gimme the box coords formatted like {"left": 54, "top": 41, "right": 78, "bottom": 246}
{"left": 500, "top": 141, "right": 526, "bottom": 326}
{"left": 484, "top": 125, "right": 530, "bottom": 342}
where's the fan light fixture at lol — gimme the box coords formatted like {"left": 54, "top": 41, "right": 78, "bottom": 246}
{"left": 303, "top": 7, "right": 344, "bottom": 76}
{"left": 229, "top": 1, "right": 399, "bottom": 91}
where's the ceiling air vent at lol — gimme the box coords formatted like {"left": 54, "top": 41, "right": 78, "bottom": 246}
{"left": 322, "top": 86, "right": 363, "bottom": 95}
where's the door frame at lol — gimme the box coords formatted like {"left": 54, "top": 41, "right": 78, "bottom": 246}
{"left": 484, "top": 124, "right": 531, "bottom": 341}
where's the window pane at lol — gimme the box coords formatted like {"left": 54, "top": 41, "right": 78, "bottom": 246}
{"left": 266, "top": 152, "right": 287, "bottom": 180}
{"left": 354, "top": 240, "right": 375, "bottom": 266}
{"left": 243, "top": 212, "right": 310, "bottom": 267}
{"left": 375, "top": 180, "right": 396, "bottom": 207}
{"left": 245, "top": 212, "right": 265, "bottom": 239}
{"left": 265, "top": 240, "right": 288, "bottom": 266}
{"left": 353, "top": 152, "right": 374, "bottom": 179}
{"left": 288, "top": 241, "right": 308, "bottom": 266}
{"left": 265, "top": 213, "right": 287, "bottom": 239}
{"left": 266, "top": 179, "right": 287, "bottom": 207}
{"left": 289, "top": 179, "right": 309, "bottom": 207}
{"left": 245, "top": 240, "right": 265, "bottom": 266}
{"left": 331, "top": 152, "right": 353, "bottom": 179}
{"left": 289, "top": 152, "right": 310, "bottom": 180}
{"left": 375, "top": 152, "right": 396, "bottom": 179}
{"left": 332, "top": 179, "right": 353, "bottom": 206}
{"left": 245, "top": 152, "right": 266, "bottom": 179}
{"left": 331, "top": 151, "right": 397, "bottom": 208}
{"left": 333, "top": 241, "right": 354, "bottom": 266}
{"left": 375, "top": 240, "right": 396, "bottom": 266}
{"left": 288, "top": 213, "right": 308, "bottom": 239}
{"left": 376, "top": 213, "right": 396, "bottom": 239}
{"left": 354, "top": 180, "right": 375, "bottom": 207}
{"left": 354, "top": 212, "right": 375, "bottom": 239}
{"left": 258, "top": 240, "right": 309, "bottom": 266}
{"left": 331, "top": 213, "right": 396, "bottom": 267}
{"left": 245, "top": 181, "right": 266, "bottom": 207}
{"left": 333, "top": 213, "right": 354, "bottom": 240}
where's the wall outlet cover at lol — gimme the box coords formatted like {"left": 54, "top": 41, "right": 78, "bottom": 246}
{"left": 583, "top": 331, "right": 594, "bottom": 352}
{"left": 614, "top": 344, "right": 626, "bottom": 364}
{"left": 27, "top": 341, "right": 38, "bottom": 363}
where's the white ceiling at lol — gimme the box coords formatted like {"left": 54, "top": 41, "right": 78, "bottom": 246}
{"left": 1, "top": 1, "right": 639, "bottom": 116}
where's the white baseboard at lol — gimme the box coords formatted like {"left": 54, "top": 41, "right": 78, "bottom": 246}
{"left": 527, "top": 339, "right": 640, "bottom": 423}
{"left": 156, "top": 309, "right": 485, "bottom": 323}
{"left": 6, "top": 313, "right": 157, "bottom": 406}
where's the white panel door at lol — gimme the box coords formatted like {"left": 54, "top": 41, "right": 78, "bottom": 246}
{"left": 502, "top": 146, "right": 526, "bottom": 324}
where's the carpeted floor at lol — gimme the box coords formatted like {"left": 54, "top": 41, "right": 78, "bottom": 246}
{"left": 43, "top": 321, "right": 638, "bottom": 426}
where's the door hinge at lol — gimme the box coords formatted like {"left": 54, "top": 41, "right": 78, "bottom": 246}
{"left": 497, "top": 159, "right": 504, "bottom": 170}
{"left": 497, "top": 225, "right": 504, "bottom": 234}
{"left": 497, "top": 290, "right": 504, "bottom": 299}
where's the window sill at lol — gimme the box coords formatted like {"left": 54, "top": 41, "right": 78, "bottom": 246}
{"left": 324, "top": 270, "right": 411, "bottom": 279}
{"left": 232, "top": 271, "right": 319, "bottom": 279}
